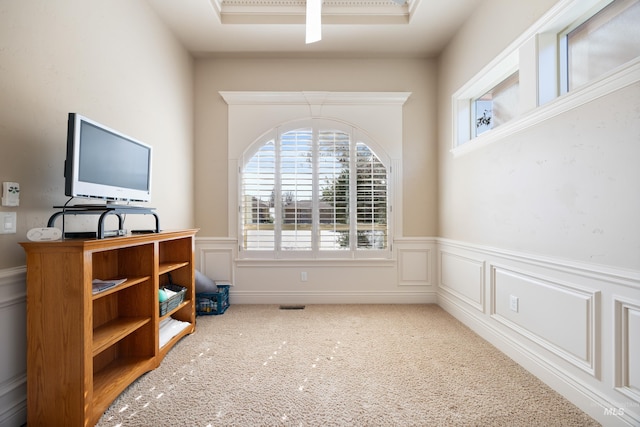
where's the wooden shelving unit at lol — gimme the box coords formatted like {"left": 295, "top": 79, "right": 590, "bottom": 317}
{"left": 21, "top": 229, "right": 198, "bottom": 426}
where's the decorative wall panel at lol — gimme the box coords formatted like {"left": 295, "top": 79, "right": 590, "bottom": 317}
{"left": 0, "top": 268, "right": 26, "bottom": 427}
{"left": 490, "top": 265, "right": 599, "bottom": 376}
{"left": 439, "top": 250, "right": 485, "bottom": 311}
{"left": 615, "top": 297, "right": 640, "bottom": 404}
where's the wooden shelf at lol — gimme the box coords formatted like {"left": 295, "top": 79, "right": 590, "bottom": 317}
{"left": 160, "top": 299, "right": 190, "bottom": 321}
{"left": 93, "top": 317, "right": 151, "bottom": 357}
{"left": 21, "top": 229, "right": 198, "bottom": 426}
{"left": 158, "top": 321, "right": 194, "bottom": 359}
{"left": 92, "top": 276, "right": 150, "bottom": 300}
{"left": 159, "top": 261, "right": 190, "bottom": 275}
{"left": 92, "top": 355, "right": 157, "bottom": 420}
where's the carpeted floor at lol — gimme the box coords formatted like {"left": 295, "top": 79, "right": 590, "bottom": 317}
{"left": 97, "top": 304, "right": 599, "bottom": 426}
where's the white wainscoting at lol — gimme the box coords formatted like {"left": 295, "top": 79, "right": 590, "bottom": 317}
{"left": 397, "top": 238, "right": 436, "bottom": 288}
{"left": 437, "top": 239, "right": 640, "bottom": 427}
{"left": 0, "top": 267, "right": 27, "bottom": 427}
{"left": 195, "top": 237, "right": 437, "bottom": 304}
{"left": 614, "top": 296, "right": 640, "bottom": 405}
{"left": 9, "top": 237, "right": 637, "bottom": 426}
{"left": 490, "top": 264, "right": 599, "bottom": 376}
{"left": 438, "top": 250, "right": 485, "bottom": 312}
{"left": 195, "top": 237, "right": 236, "bottom": 285}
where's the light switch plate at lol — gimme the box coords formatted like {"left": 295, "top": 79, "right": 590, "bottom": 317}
{"left": 0, "top": 212, "right": 17, "bottom": 234}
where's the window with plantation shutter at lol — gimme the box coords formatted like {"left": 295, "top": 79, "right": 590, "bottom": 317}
{"left": 281, "top": 129, "right": 313, "bottom": 251}
{"left": 241, "top": 139, "right": 275, "bottom": 250}
{"left": 355, "top": 142, "right": 387, "bottom": 250}
{"left": 241, "top": 121, "right": 390, "bottom": 258}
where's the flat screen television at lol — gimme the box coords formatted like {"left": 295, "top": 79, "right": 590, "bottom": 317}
{"left": 64, "top": 113, "right": 152, "bottom": 204}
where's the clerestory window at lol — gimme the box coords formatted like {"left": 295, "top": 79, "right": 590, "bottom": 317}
{"left": 240, "top": 121, "right": 390, "bottom": 258}
{"left": 452, "top": 0, "right": 640, "bottom": 155}
{"left": 473, "top": 71, "right": 520, "bottom": 137}
{"left": 560, "top": 0, "right": 640, "bottom": 94}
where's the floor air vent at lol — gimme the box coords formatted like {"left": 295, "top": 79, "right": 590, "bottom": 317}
{"left": 279, "top": 305, "right": 306, "bottom": 310}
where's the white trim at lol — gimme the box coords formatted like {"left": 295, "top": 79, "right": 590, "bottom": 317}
{"left": 0, "top": 266, "right": 26, "bottom": 281}
{"left": 214, "top": 0, "right": 415, "bottom": 25}
{"left": 220, "top": 91, "right": 412, "bottom": 106}
{"left": 0, "top": 267, "right": 27, "bottom": 427}
{"left": 451, "top": 0, "right": 639, "bottom": 156}
{"left": 437, "top": 237, "right": 640, "bottom": 289}
{"left": 614, "top": 295, "right": 640, "bottom": 404}
{"left": 195, "top": 235, "right": 436, "bottom": 305}
{"left": 235, "top": 257, "right": 396, "bottom": 268}
{"left": 489, "top": 263, "right": 600, "bottom": 377}
{"left": 453, "top": 57, "right": 640, "bottom": 157}
{"left": 438, "top": 250, "right": 486, "bottom": 312}
{"left": 194, "top": 236, "right": 640, "bottom": 424}
{"left": 436, "top": 238, "right": 640, "bottom": 426}
{"left": 224, "top": 90, "right": 409, "bottom": 261}
{"left": 438, "top": 291, "right": 636, "bottom": 427}
{"left": 238, "top": 119, "right": 393, "bottom": 258}
{"left": 228, "top": 290, "right": 437, "bottom": 305}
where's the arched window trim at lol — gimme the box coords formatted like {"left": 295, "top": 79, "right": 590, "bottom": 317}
{"left": 239, "top": 118, "right": 393, "bottom": 260}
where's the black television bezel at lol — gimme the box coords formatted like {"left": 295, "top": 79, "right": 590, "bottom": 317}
{"left": 64, "top": 113, "right": 153, "bottom": 204}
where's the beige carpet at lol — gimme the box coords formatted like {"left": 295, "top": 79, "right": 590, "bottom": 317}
{"left": 97, "top": 304, "right": 599, "bottom": 426}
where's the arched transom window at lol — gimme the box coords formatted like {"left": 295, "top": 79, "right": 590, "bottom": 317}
{"left": 240, "top": 121, "right": 390, "bottom": 258}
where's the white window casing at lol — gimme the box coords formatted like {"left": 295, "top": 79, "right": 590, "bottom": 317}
{"left": 451, "top": 0, "right": 640, "bottom": 157}
{"left": 221, "top": 91, "right": 410, "bottom": 260}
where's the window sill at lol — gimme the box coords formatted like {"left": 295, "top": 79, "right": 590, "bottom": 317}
{"left": 236, "top": 257, "right": 396, "bottom": 268}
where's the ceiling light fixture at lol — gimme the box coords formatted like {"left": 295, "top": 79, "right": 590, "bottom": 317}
{"left": 305, "top": 0, "right": 322, "bottom": 44}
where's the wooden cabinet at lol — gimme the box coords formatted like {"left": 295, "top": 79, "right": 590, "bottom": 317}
{"left": 21, "top": 229, "right": 197, "bottom": 426}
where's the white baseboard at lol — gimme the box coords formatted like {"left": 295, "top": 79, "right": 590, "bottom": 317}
{"left": 436, "top": 239, "right": 640, "bottom": 427}
{"left": 8, "top": 235, "right": 639, "bottom": 426}
{"left": 229, "top": 290, "right": 438, "bottom": 305}
{"left": 195, "top": 236, "right": 438, "bottom": 305}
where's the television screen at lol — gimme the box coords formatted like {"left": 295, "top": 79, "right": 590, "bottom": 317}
{"left": 65, "top": 113, "right": 152, "bottom": 203}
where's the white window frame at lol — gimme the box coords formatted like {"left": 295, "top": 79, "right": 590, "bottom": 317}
{"left": 220, "top": 91, "right": 410, "bottom": 261}
{"left": 240, "top": 119, "right": 392, "bottom": 260}
{"left": 451, "top": 0, "right": 640, "bottom": 157}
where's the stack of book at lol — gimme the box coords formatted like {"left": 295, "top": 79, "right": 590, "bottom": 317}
{"left": 92, "top": 278, "right": 126, "bottom": 294}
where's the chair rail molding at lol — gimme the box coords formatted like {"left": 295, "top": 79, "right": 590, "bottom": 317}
{"left": 436, "top": 238, "right": 640, "bottom": 427}
{"left": 195, "top": 235, "right": 437, "bottom": 304}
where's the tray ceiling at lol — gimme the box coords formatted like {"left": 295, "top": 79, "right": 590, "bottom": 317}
{"left": 215, "top": 0, "right": 418, "bottom": 24}
{"left": 145, "top": 0, "right": 482, "bottom": 57}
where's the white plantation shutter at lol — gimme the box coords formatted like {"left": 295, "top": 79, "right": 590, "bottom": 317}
{"left": 318, "top": 130, "right": 350, "bottom": 250}
{"left": 355, "top": 142, "right": 387, "bottom": 250}
{"left": 241, "top": 122, "right": 389, "bottom": 256}
{"left": 241, "top": 139, "right": 275, "bottom": 250}
{"left": 280, "top": 129, "right": 313, "bottom": 251}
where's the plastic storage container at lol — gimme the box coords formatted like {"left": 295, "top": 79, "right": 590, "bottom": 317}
{"left": 196, "top": 285, "right": 229, "bottom": 315}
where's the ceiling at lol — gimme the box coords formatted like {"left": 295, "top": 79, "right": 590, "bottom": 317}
{"left": 145, "top": 0, "right": 483, "bottom": 58}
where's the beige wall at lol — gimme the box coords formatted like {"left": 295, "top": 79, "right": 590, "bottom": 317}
{"left": 0, "top": 0, "right": 195, "bottom": 269}
{"left": 437, "top": 0, "right": 640, "bottom": 270}
{"left": 193, "top": 57, "right": 438, "bottom": 239}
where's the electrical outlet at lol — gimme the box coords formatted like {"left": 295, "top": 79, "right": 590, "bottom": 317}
{"left": 509, "top": 295, "right": 519, "bottom": 312}
{"left": 301, "top": 271, "right": 308, "bottom": 282}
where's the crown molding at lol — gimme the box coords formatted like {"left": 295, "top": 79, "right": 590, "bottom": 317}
{"left": 211, "top": 0, "right": 416, "bottom": 24}
{"left": 219, "top": 91, "right": 412, "bottom": 105}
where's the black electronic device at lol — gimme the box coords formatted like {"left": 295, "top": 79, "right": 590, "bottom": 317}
{"left": 64, "top": 113, "right": 152, "bottom": 204}
{"left": 64, "top": 231, "right": 98, "bottom": 239}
